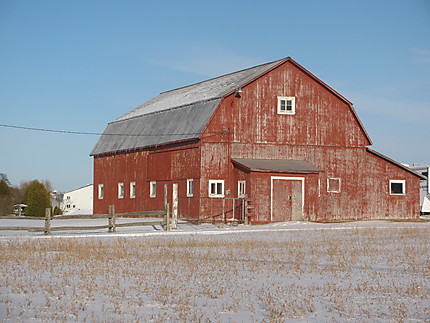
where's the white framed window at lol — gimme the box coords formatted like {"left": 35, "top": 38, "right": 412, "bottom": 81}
{"left": 277, "top": 96, "right": 296, "bottom": 115}
{"left": 238, "top": 181, "right": 246, "bottom": 198}
{"left": 118, "top": 182, "right": 124, "bottom": 199}
{"left": 98, "top": 184, "right": 104, "bottom": 199}
{"left": 187, "top": 179, "right": 194, "bottom": 197}
{"left": 130, "top": 182, "right": 136, "bottom": 198}
{"left": 327, "top": 177, "right": 341, "bottom": 193}
{"left": 209, "top": 180, "right": 224, "bottom": 197}
{"left": 150, "top": 181, "right": 156, "bottom": 198}
{"left": 390, "top": 180, "right": 405, "bottom": 195}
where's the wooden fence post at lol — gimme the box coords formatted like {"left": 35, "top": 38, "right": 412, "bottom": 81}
{"left": 165, "top": 202, "right": 170, "bottom": 231}
{"left": 108, "top": 205, "right": 116, "bottom": 233}
{"left": 172, "top": 183, "right": 178, "bottom": 229}
{"left": 164, "top": 184, "right": 168, "bottom": 211}
{"left": 44, "top": 208, "right": 51, "bottom": 235}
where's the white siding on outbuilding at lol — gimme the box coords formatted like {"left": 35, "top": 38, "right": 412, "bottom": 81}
{"left": 62, "top": 184, "right": 93, "bottom": 215}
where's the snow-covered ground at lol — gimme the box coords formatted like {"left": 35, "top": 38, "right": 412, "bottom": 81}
{"left": 61, "top": 208, "right": 93, "bottom": 216}
{"left": 0, "top": 218, "right": 429, "bottom": 322}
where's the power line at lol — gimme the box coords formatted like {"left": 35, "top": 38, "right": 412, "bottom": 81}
{"left": 0, "top": 123, "right": 200, "bottom": 137}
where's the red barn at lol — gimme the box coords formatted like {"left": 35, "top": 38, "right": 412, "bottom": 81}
{"left": 91, "top": 57, "right": 423, "bottom": 223}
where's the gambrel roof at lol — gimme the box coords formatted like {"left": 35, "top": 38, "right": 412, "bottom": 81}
{"left": 91, "top": 57, "right": 371, "bottom": 156}
{"left": 91, "top": 59, "right": 283, "bottom": 156}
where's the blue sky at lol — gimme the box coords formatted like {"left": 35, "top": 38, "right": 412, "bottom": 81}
{"left": 0, "top": 0, "right": 429, "bottom": 192}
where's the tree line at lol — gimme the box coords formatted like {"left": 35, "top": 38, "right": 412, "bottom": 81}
{"left": 0, "top": 173, "right": 62, "bottom": 217}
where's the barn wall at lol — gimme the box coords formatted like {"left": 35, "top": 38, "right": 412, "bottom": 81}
{"left": 362, "top": 151, "right": 421, "bottom": 219}
{"left": 199, "top": 60, "right": 420, "bottom": 221}
{"left": 93, "top": 150, "right": 149, "bottom": 215}
{"left": 199, "top": 142, "right": 420, "bottom": 221}
{"left": 244, "top": 172, "right": 319, "bottom": 223}
{"left": 93, "top": 143, "right": 201, "bottom": 216}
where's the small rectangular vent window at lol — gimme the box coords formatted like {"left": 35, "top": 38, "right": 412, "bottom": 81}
{"left": 118, "top": 182, "right": 124, "bottom": 199}
{"left": 187, "top": 179, "right": 194, "bottom": 197}
{"left": 98, "top": 184, "right": 104, "bottom": 199}
{"left": 238, "top": 181, "right": 246, "bottom": 198}
{"left": 390, "top": 180, "right": 405, "bottom": 195}
{"left": 327, "top": 178, "right": 341, "bottom": 193}
{"left": 150, "top": 181, "right": 156, "bottom": 198}
{"left": 130, "top": 182, "right": 136, "bottom": 198}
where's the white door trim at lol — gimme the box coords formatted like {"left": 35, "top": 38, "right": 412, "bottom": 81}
{"left": 270, "top": 176, "right": 305, "bottom": 222}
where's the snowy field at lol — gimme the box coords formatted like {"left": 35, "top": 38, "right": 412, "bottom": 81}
{"left": 0, "top": 219, "right": 429, "bottom": 322}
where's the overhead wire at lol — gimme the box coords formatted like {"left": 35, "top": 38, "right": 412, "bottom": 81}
{"left": 0, "top": 123, "right": 201, "bottom": 137}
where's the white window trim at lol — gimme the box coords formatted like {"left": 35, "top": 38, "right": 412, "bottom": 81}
{"left": 118, "top": 182, "right": 124, "bottom": 199}
{"left": 209, "top": 180, "right": 224, "bottom": 198}
{"left": 187, "top": 179, "right": 194, "bottom": 197}
{"left": 327, "top": 177, "right": 341, "bottom": 193}
{"left": 150, "top": 181, "right": 156, "bottom": 198}
{"left": 98, "top": 184, "right": 104, "bottom": 199}
{"left": 130, "top": 182, "right": 136, "bottom": 198}
{"left": 390, "top": 180, "right": 406, "bottom": 195}
{"left": 238, "top": 181, "right": 246, "bottom": 198}
{"left": 277, "top": 96, "right": 296, "bottom": 115}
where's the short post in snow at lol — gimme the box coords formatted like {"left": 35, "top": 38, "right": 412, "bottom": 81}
{"left": 108, "top": 205, "right": 116, "bottom": 233}
{"left": 164, "top": 184, "right": 168, "bottom": 212}
{"left": 222, "top": 198, "right": 226, "bottom": 222}
{"left": 44, "top": 208, "right": 51, "bottom": 236}
{"left": 172, "top": 183, "right": 178, "bottom": 229}
{"left": 164, "top": 184, "right": 170, "bottom": 231}
{"left": 165, "top": 202, "right": 170, "bottom": 231}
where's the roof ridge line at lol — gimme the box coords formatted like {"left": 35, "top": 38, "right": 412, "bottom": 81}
{"left": 159, "top": 58, "right": 285, "bottom": 95}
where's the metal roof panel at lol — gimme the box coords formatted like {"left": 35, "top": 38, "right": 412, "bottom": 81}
{"left": 114, "top": 59, "right": 283, "bottom": 122}
{"left": 91, "top": 98, "right": 220, "bottom": 155}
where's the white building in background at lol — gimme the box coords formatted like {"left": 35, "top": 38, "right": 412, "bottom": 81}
{"left": 62, "top": 184, "right": 93, "bottom": 215}
{"left": 408, "top": 164, "right": 430, "bottom": 215}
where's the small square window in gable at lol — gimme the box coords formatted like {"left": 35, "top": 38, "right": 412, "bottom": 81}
{"left": 277, "top": 96, "right": 295, "bottom": 115}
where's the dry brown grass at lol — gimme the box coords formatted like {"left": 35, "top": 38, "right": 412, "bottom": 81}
{"left": 0, "top": 225, "right": 429, "bottom": 322}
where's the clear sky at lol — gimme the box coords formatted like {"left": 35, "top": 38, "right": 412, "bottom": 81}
{"left": 1, "top": 0, "right": 429, "bottom": 192}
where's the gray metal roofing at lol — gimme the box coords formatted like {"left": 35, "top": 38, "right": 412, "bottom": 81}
{"left": 232, "top": 158, "right": 322, "bottom": 173}
{"left": 91, "top": 59, "right": 283, "bottom": 155}
{"left": 114, "top": 59, "right": 283, "bottom": 122}
{"left": 91, "top": 98, "right": 221, "bottom": 155}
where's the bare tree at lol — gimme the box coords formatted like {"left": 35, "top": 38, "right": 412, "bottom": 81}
{"left": 0, "top": 173, "right": 11, "bottom": 186}
{"left": 42, "top": 179, "right": 53, "bottom": 192}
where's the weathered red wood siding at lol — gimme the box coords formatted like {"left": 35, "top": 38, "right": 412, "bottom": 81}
{"left": 93, "top": 143, "right": 201, "bottom": 217}
{"left": 199, "top": 60, "right": 420, "bottom": 221}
